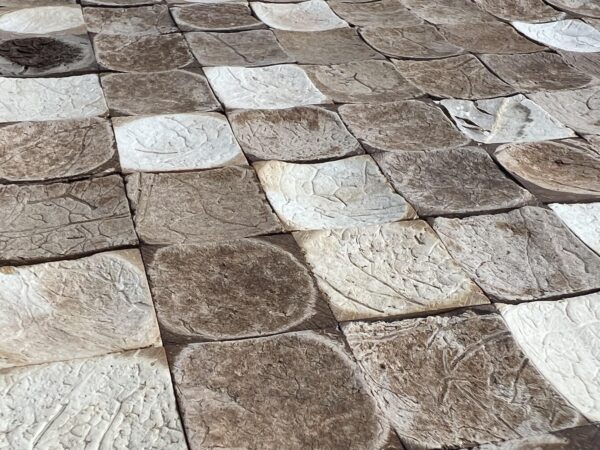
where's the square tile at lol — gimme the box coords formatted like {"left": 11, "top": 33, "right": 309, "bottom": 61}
{"left": 170, "top": 3, "right": 263, "bottom": 31}
{"left": 550, "top": 203, "right": 600, "bottom": 254}
{"left": 83, "top": 5, "right": 177, "bottom": 35}
{"left": 251, "top": 0, "right": 348, "bottom": 31}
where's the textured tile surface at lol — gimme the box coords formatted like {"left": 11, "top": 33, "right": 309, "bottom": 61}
{"left": 329, "top": 0, "right": 423, "bottom": 27}
{"left": 474, "top": 0, "right": 564, "bottom": 22}
{"left": 475, "top": 425, "right": 600, "bottom": 450}
{"left": 400, "top": 0, "right": 496, "bottom": 24}
{"left": 251, "top": 0, "right": 349, "bottom": 31}
{"left": 82, "top": 5, "right": 177, "bottom": 35}
{"left": 546, "top": 0, "right": 600, "bottom": 18}
{"left": 171, "top": 3, "right": 263, "bottom": 32}
{"left": 550, "top": 203, "right": 600, "bottom": 254}
{"left": 0, "top": 6, "right": 85, "bottom": 35}
{"left": 513, "top": 20, "right": 600, "bottom": 52}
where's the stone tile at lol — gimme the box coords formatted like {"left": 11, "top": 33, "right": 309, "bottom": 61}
{"left": 144, "top": 236, "right": 336, "bottom": 343}
{"left": 168, "top": 330, "right": 400, "bottom": 450}
{"left": 529, "top": 87, "right": 600, "bottom": 135}
{"left": 513, "top": 20, "right": 600, "bottom": 53}
{"left": 480, "top": 53, "right": 593, "bottom": 92}
{"left": 294, "top": 221, "right": 488, "bottom": 321}
{"left": 228, "top": 106, "right": 362, "bottom": 162}
{"left": 494, "top": 140, "right": 600, "bottom": 202}
{"left": 327, "top": 0, "right": 423, "bottom": 27}
{"left": 0, "top": 249, "right": 160, "bottom": 369}
{"left": 254, "top": 156, "right": 416, "bottom": 231}
{"left": 303, "top": 60, "right": 423, "bottom": 103}
{"left": 83, "top": 5, "right": 177, "bottom": 35}
{"left": 0, "top": 0, "right": 76, "bottom": 5}
{"left": 360, "top": 25, "right": 464, "bottom": 59}
{"left": 204, "top": 65, "right": 327, "bottom": 109}
{"left": 437, "top": 22, "right": 544, "bottom": 54}
{"left": 474, "top": 0, "right": 564, "bottom": 22}
{"left": 399, "top": 0, "right": 496, "bottom": 24}
{"left": 170, "top": 3, "right": 263, "bottom": 32}
{"left": 342, "top": 310, "right": 586, "bottom": 450}
{"left": 339, "top": 101, "right": 468, "bottom": 153}
{"left": 0, "top": 6, "right": 86, "bottom": 35}
{"left": 475, "top": 425, "right": 600, "bottom": 450}
{"left": 94, "top": 33, "right": 194, "bottom": 73}
{"left": 499, "top": 294, "right": 600, "bottom": 421}
{"left": 275, "top": 28, "right": 384, "bottom": 65}
{"left": 0, "top": 35, "right": 97, "bottom": 77}
{"left": 559, "top": 51, "right": 600, "bottom": 78}
{"left": 0, "top": 118, "right": 117, "bottom": 183}
{"left": 547, "top": 0, "right": 600, "bottom": 18}
{"left": 100, "top": 70, "right": 219, "bottom": 116}
{"left": 0, "top": 348, "right": 187, "bottom": 449}
{"left": 550, "top": 203, "right": 600, "bottom": 254}
{"left": 252, "top": 0, "right": 348, "bottom": 31}
{"left": 432, "top": 206, "right": 600, "bottom": 301}
{"left": 373, "top": 147, "right": 535, "bottom": 217}
{"left": 0, "top": 74, "right": 107, "bottom": 123}
{"left": 114, "top": 112, "right": 246, "bottom": 172}
{"left": 0, "top": 175, "right": 137, "bottom": 264}
{"left": 127, "top": 168, "right": 282, "bottom": 245}
{"left": 83, "top": 0, "right": 161, "bottom": 5}
{"left": 185, "top": 30, "right": 292, "bottom": 67}
{"left": 394, "top": 55, "right": 514, "bottom": 99}
{"left": 440, "top": 95, "right": 575, "bottom": 144}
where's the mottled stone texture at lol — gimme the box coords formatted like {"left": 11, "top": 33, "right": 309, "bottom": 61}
{"left": 83, "top": 0, "right": 161, "bottom": 5}
{"left": 101, "top": 70, "right": 219, "bottom": 116}
{"left": 171, "top": 3, "right": 263, "bottom": 32}
{"left": 400, "top": 0, "right": 496, "bottom": 24}
{"left": 294, "top": 221, "right": 488, "bottom": 321}
{"left": 494, "top": 140, "right": 600, "bottom": 202}
{"left": 560, "top": 51, "right": 600, "bottom": 79}
{"left": 328, "top": 0, "right": 423, "bottom": 27}
{"left": 0, "top": 249, "right": 160, "bottom": 369}
{"left": 228, "top": 106, "right": 361, "bottom": 162}
{"left": 144, "top": 236, "right": 335, "bottom": 342}
{"left": 251, "top": 0, "right": 349, "bottom": 32}
{"left": 474, "top": 0, "right": 564, "bottom": 22}
{"left": 0, "top": 348, "right": 187, "bottom": 449}
{"left": 513, "top": 20, "right": 600, "bottom": 52}
{"left": 550, "top": 203, "right": 600, "bottom": 255}
{"left": 339, "top": 101, "right": 468, "bottom": 152}
{"left": 82, "top": 5, "right": 177, "bottom": 35}
{"left": 168, "top": 331, "right": 398, "bottom": 450}
{"left": 0, "top": 118, "right": 116, "bottom": 183}
{"left": 475, "top": 425, "right": 600, "bottom": 450}
{"left": 0, "top": 175, "right": 137, "bottom": 264}
{"left": 127, "top": 168, "right": 282, "bottom": 245}
{"left": 432, "top": 206, "right": 600, "bottom": 301}
{"left": 343, "top": 310, "right": 586, "bottom": 450}
{"left": 373, "top": 147, "right": 535, "bottom": 216}
{"left": 547, "top": 0, "right": 600, "bottom": 18}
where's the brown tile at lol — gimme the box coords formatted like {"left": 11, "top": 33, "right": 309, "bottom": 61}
{"left": 399, "top": 0, "right": 497, "bottom": 24}
{"left": 473, "top": 0, "right": 564, "bottom": 22}
{"left": 329, "top": 0, "right": 423, "bottom": 27}
{"left": 560, "top": 50, "right": 600, "bottom": 78}
{"left": 83, "top": 5, "right": 177, "bottom": 35}
{"left": 170, "top": 3, "right": 263, "bottom": 32}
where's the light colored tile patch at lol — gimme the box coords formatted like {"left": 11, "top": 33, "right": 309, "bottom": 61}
{"left": 439, "top": 94, "right": 575, "bottom": 144}
{"left": 0, "top": 348, "right": 187, "bottom": 449}
{"left": 0, "top": 75, "right": 107, "bottom": 123}
{"left": 204, "top": 65, "right": 328, "bottom": 109}
{"left": 0, "top": 249, "right": 160, "bottom": 369}
{"left": 550, "top": 203, "right": 600, "bottom": 254}
{"left": 294, "top": 220, "right": 488, "bottom": 321}
{"left": 499, "top": 294, "right": 600, "bottom": 421}
{"left": 512, "top": 19, "right": 600, "bottom": 52}
{"left": 114, "top": 113, "right": 246, "bottom": 173}
{"left": 0, "top": 6, "right": 84, "bottom": 35}
{"left": 251, "top": 0, "right": 348, "bottom": 32}
{"left": 254, "top": 155, "right": 416, "bottom": 231}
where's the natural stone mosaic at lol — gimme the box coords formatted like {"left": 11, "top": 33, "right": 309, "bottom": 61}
{"left": 0, "top": 118, "right": 116, "bottom": 183}
{"left": 329, "top": 0, "right": 423, "bottom": 27}
{"left": 432, "top": 206, "right": 600, "bottom": 301}
{"left": 399, "top": 0, "right": 496, "bottom": 24}
{"left": 550, "top": 203, "right": 600, "bottom": 255}
{"left": 82, "top": 5, "right": 177, "bottom": 35}
{"left": 343, "top": 311, "right": 586, "bottom": 450}
{"left": 251, "top": 0, "right": 348, "bottom": 32}
{"left": 513, "top": 20, "right": 600, "bottom": 53}
{"left": 474, "top": 0, "right": 564, "bottom": 22}
{"left": 0, "top": 249, "right": 160, "bottom": 369}
{"left": 339, "top": 100, "right": 468, "bottom": 152}
{"left": 294, "top": 221, "right": 488, "bottom": 321}
{"left": 127, "top": 168, "right": 282, "bottom": 245}
{"left": 0, "top": 6, "right": 85, "bottom": 35}
{"left": 254, "top": 156, "right": 416, "bottom": 231}
{"left": 228, "top": 106, "right": 361, "bottom": 162}
{"left": 170, "top": 3, "right": 263, "bottom": 32}
{"left": 547, "top": 0, "right": 600, "bottom": 18}
{"left": 476, "top": 426, "right": 600, "bottom": 450}
{"left": 373, "top": 147, "right": 535, "bottom": 217}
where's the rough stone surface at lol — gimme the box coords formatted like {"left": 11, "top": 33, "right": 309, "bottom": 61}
{"left": 475, "top": 425, "right": 600, "bottom": 450}
{"left": 93, "top": 33, "right": 195, "bottom": 73}
{"left": 0, "top": 74, "right": 107, "bottom": 123}
{"left": 144, "top": 236, "right": 336, "bottom": 342}
{"left": 494, "top": 140, "right": 600, "bottom": 202}
{"left": 252, "top": 0, "right": 348, "bottom": 31}
{"left": 360, "top": 25, "right": 464, "bottom": 59}
{"left": 474, "top": 0, "right": 564, "bottom": 22}
{"left": 440, "top": 95, "right": 575, "bottom": 144}
{"left": 393, "top": 55, "right": 514, "bottom": 99}
{"left": 294, "top": 221, "right": 488, "bottom": 321}
{"left": 549, "top": 203, "right": 600, "bottom": 254}
{"left": 559, "top": 50, "right": 600, "bottom": 78}
{"left": 83, "top": 0, "right": 161, "bottom": 5}
{"left": 480, "top": 52, "right": 593, "bottom": 92}
{"left": 513, "top": 20, "right": 600, "bottom": 53}
{"left": 499, "top": 294, "right": 600, "bottom": 421}
{"left": 329, "top": 0, "right": 423, "bottom": 27}
{"left": 168, "top": 331, "right": 398, "bottom": 450}
{"left": 432, "top": 206, "right": 600, "bottom": 301}
{"left": 101, "top": 70, "right": 219, "bottom": 116}
{"left": 0, "top": 175, "right": 137, "bottom": 264}
{"left": 171, "top": 3, "right": 263, "bottom": 32}
{"left": 114, "top": 112, "right": 245, "bottom": 172}
{"left": 0, "top": 6, "right": 85, "bottom": 35}
{"left": 399, "top": 0, "right": 496, "bottom": 24}
{"left": 342, "top": 311, "right": 586, "bottom": 450}
{"left": 0, "top": 249, "right": 160, "bottom": 369}
{"left": 82, "top": 5, "right": 177, "bottom": 35}
{"left": 185, "top": 30, "right": 292, "bottom": 67}
{"left": 0, "top": 348, "right": 187, "bottom": 449}
{"left": 0, "top": 0, "right": 76, "bottom": 5}
{"left": 0, "top": 118, "right": 116, "bottom": 183}
{"left": 547, "top": 0, "right": 600, "bottom": 18}
{"left": 373, "top": 147, "right": 535, "bottom": 217}
{"left": 303, "top": 60, "right": 422, "bottom": 103}
{"left": 339, "top": 101, "right": 468, "bottom": 152}
{"left": 254, "top": 156, "right": 416, "bottom": 231}
{"left": 204, "top": 65, "right": 327, "bottom": 109}
{"left": 228, "top": 106, "right": 362, "bottom": 162}
{"left": 127, "top": 168, "right": 282, "bottom": 245}
{"left": 275, "top": 28, "right": 384, "bottom": 65}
